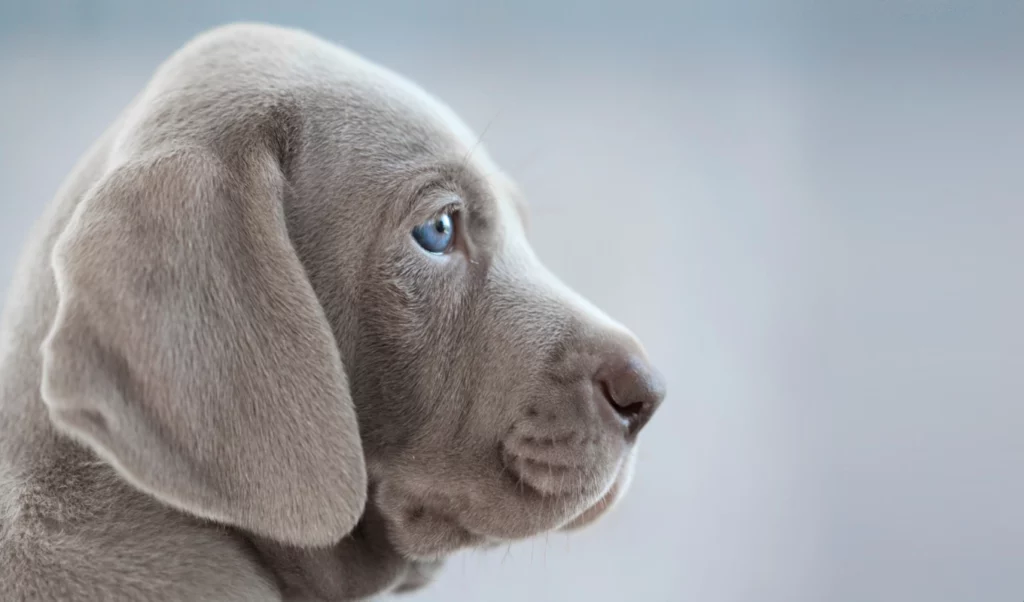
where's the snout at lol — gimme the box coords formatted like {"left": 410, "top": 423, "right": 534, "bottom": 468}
{"left": 518, "top": 260, "right": 666, "bottom": 442}
{"left": 501, "top": 332, "right": 665, "bottom": 500}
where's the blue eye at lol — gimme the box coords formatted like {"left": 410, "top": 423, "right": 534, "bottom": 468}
{"left": 412, "top": 212, "right": 455, "bottom": 254}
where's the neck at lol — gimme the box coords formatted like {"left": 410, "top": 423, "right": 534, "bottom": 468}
{"left": 245, "top": 501, "right": 444, "bottom": 600}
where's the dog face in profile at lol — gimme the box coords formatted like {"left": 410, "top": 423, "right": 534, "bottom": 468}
{"left": 348, "top": 127, "right": 665, "bottom": 559}
{"left": 8, "top": 22, "right": 664, "bottom": 595}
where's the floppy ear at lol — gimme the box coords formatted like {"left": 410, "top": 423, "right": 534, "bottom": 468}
{"left": 41, "top": 148, "right": 366, "bottom": 547}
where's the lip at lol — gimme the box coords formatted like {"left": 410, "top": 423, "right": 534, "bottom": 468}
{"left": 561, "top": 448, "right": 635, "bottom": 531}
{"left": 502, "top": 448, "right": 586, "bottom": 497}
{"left": 560, "top": 483, "right": 618, "bottom": 530}
{"left": 500, "top": 425, "right": 628, "bottom": 502}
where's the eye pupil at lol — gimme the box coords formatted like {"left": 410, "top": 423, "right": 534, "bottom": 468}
{"left": 412, "top": 212, "right": 455, "bottom": 254}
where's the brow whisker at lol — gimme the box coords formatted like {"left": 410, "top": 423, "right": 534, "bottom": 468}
{"left": 460, "top": 109, "right": 503, "bottom": 168}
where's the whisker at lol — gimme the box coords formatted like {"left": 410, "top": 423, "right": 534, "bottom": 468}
{"left": 460, "top": 109, "right": 503, "bottom": 168}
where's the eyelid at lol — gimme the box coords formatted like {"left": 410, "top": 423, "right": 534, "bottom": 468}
{"left": 415, "top": 197, "right": 463, "bottom": 233}
{"left": 443, "top": 203, "right": 464, "bottom": 255}
{"left": 406, "top": 176, "right": 459, "bottom": 217}
{"left": 433, "top": 202, "right": 470, "bottom": 257}
{"left": 437, "top": 200, "right": 463, "bottom": 219}
{"left": 451, "top": 206, "right": 475, "bottom": 258}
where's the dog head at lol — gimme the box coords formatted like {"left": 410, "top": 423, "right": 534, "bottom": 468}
{"left": 39, "top": 24, "right": 665, "bottom": 562}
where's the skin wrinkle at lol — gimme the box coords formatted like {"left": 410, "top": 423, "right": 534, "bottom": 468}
{"left": 0, "top": 23, "right": 665, "bottom": 601}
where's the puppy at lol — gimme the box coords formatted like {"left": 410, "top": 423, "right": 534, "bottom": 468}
{"left": 0, "top": 23, "right": 665, "bottom": 601}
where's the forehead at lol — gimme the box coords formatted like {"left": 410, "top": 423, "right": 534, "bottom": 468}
{"left": 360, "top": 88, "right": 528, "bottom": 224}
{"left": 308, "top": 50, "right": 531, "bottom": 230}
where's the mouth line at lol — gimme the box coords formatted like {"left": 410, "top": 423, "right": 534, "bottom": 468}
{"left": 519, "top": 433, "right": 581, "bottom": 447}
{"left": 498, "top": 449, "right": 625, "bottom": 534}
{"left": 502, "top": 430, "right": 599, "bottom": 462}
{"left": 501, "top": 447, "right": 596, "bottom": 498}
{"left": 515, "top": 455, "right": 581, "bottom": 471}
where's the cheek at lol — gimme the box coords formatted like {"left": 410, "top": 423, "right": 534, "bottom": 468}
{"left": 457, "top": 284, "right": 570, "bottom": 428}
{"left": 350, "top": 249, "right": 479, "bottom": 451}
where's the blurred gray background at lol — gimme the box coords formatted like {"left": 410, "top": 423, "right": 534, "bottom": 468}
{"left": 2, "top": 1, "right": 1023, "bottom": 601}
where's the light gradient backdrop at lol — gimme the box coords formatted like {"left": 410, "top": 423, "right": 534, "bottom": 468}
{"left": 2, "top": 2, "right": 1022, "bottom": 601}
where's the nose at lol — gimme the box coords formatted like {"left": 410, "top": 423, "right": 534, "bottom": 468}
{"left": 594, "top": 353, "right": 666, "bottom": 437}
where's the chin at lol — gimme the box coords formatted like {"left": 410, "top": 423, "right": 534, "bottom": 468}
{"left": 371, "top": 446, "right": 638, "bottom": 561}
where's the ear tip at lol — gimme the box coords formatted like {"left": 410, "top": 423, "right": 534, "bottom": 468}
{"left": 264, "top": 507, "right": 368, "bottom": 549}
{"left": 328, "top": 465, "right": 371, "bottom": 535}
{"left": 324, "top": 463, "right": 371, "bottom": 541}
{"left": 256, "top": 462, "right": 369, "bottom": 547}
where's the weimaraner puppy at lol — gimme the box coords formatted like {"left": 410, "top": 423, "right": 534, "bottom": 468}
{"left": 0, "top": 23, "right": 666, "bottom": 601}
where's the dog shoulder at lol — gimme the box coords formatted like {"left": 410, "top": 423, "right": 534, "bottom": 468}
{"left": 0, "top": 456, "right": 280, "bottom": 602}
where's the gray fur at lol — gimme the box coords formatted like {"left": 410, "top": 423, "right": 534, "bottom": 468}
{"left": 0, "top": 23, "right": 664, "bottom": 601}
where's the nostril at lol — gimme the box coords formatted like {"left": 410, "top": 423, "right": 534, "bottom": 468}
{"left": 616, "top": 400, "right": 651, "bottom": 421}
{"left": 598, "top": 378, "right": 651, "bottom": 435}
{"left": 598, "top": 379, "right": 640, "bottom": 417}
{"left": 595, "top": 354, "right": 665, "bottom": 437}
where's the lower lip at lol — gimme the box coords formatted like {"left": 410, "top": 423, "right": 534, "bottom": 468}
{"left": 561, "top": 477, "right": 620, "bottom": 531}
